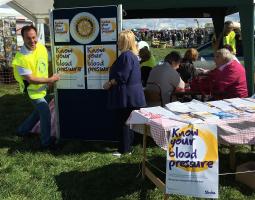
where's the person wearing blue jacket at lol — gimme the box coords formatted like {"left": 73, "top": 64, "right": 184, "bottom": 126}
{"left": 104, "top": 30, "right": 146, "bottom": 156}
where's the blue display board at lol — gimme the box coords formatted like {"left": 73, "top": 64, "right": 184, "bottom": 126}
{"left": 51, "top": 6, "right": 119, "bottom": 140}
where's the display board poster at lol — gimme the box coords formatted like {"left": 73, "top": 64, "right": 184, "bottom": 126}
{"left": 54, "top": 45, "right": 85, "bottom": 89}
{"left": 166, "top": 124, "right": 218, "bottom": 199}
{"left": 100, "top": 18, "right": 117, "bottom": 41}
{"left": 54, "top": 19, "right": 70, "bottom": 42}
{"left": 86, "top": 44, "right": 116, "bottom": 89}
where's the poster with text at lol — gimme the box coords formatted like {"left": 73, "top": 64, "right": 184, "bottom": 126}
{"left": 86, "top": 44, "right": 116, "bottom": 89}
{"left": 166, "top": 124, "right": 218, "bottom": 199}
{"left": 100, "top": 18, "right": 117, "bottom": 42}
{"left": 54, "top": 45, "right": 85, "bottom": 89}
{"left": 54, "top": 19, "right": 70, "bottom": 42}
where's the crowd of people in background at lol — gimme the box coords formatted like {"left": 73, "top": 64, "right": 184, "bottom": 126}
{"left": 133, "top": 28, "right": 213, "bottom": 48}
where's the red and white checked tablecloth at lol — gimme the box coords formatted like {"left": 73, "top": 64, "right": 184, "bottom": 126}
{"left": 129, "top": 110, "right": 255, "bottom": 150}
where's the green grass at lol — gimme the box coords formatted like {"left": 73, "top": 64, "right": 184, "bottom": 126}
{"left": 150, "top": 47, "right": 187, "bottom": 64}
{"left": 0, "top": 70, "right": 255, "bottom": 199}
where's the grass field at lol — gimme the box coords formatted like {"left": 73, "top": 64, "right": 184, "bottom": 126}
{"left": 150, "top": 47, "right": 187, "bottom": 64}
{"left": 0, "top": 48, "right": 255, "bottom": 199}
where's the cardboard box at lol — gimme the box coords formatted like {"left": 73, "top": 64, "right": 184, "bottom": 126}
{"left": 235, "top": 162, "right": 255, "bottom": 190}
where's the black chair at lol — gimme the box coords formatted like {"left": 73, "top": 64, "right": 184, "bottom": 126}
{"left": 141, "top": 66, "right": 152, "bottom": 87}
{"left": 144, "top": 82, "right": 164, "bottom": 107}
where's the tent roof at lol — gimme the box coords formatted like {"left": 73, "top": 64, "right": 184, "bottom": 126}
{"left": 0, "top": 0, "right": 53, "bottom": 22}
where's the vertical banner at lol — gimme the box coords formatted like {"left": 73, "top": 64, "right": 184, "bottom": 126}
{"left": 166, "top": 124, "right": 218, "bottom": 199}
{"left": 86, "top": 44, "right": 116, "bottom": 89}
{"left": 54, "top": 45, "right": 85, "bottom": 89}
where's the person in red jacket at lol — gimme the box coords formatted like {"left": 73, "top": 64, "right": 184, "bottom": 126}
{"left": 209, "top": 48, "right": 248, "bottom": 99}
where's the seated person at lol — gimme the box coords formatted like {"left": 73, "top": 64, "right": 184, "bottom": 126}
{"left": 138, "top": 43, "right": 156, "bottom": 86}
{"left": 146, "top": 51, "right": 185, "bottom": 105}
{"left": 223, "top": 44, "right": 240, "bottom": 63}
{"left": 208, "top": 48, "right": 248, "bottom": 99}
{"left": 177, "top": 48, "right": 205, "bottom": 83}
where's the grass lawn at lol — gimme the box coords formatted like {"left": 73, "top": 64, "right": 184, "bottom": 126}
{"left": 150, "top": 47, "right": 187, "bottom": 64}
{"left": 0, "top": 59, "right": 255, "bottom": 199}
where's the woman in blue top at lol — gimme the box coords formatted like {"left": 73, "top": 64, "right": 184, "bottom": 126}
{"left": 104, "top": 30, "right": 146, "bottom": 156}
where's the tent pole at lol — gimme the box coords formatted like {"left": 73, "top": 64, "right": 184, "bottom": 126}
{"left": 212, "top": 10, "right": 225, "bottom": 49}
{"left": 239, "top": 4, "right": 254, "bottom": 95}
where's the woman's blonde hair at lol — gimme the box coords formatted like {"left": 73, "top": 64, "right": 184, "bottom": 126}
{"left": 118, "top": 30, "right": 138, "bottom": 55}
{"left": 183, "top": 48, "right": 199, "bottom": 61}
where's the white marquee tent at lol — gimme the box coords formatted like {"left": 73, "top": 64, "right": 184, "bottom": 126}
{"left": 1, "top": 0, "right": 53, "bottom": 23}
{"left": 0, "top": 0, "right": 54, "bottom": 44}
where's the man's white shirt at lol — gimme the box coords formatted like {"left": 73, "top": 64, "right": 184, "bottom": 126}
{"left": 17, "top": 45, "right": 32, "bottom": 76}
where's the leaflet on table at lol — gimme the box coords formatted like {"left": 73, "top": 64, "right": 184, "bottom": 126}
{"left": 165, "top": 101, "right": 193, "bottom": 113}
{"left": 228, "top": 109, "right": 252, "bottom": 117}
{"left": 126, "top": 110, "right": 152, "bottom": 125}
{"left": 207, "top": 100, "right": 235, "bottom": 111}
{"left": 213, "top": 111, "right": 238, "bottom": 119}
{"left": 245, "top": 97, "right": 255, "bottom": 103}
{"left": 224, "top": 98, "right": 255, "bottom": 108}
{"left": 141, "top": 107, "right": 202, "bottom": 124}
{"left": 178, "top": 114, "right": 203, "bottom": 124}
{"left": 166, "top": 124, "right": 218, "bottom": 198}
{"left": 185, "top": 99, "right": 221, "bottom": 114}
{"left": 190, "top": 111, "right": 219, "bottom": 121}
{"left": 141, "top": 106, "right": 177, "bottom": 118}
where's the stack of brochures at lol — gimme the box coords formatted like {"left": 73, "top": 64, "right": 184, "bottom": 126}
{"left": 191, "top": 111, "right": 220, "bottom": 121}
{"left": 165, "top": 101, "right": 193, "bottom": 113}
{"left": 213, "top": 111, "right": 238, "bottom": 119}
{"left": 224, "top": 98, "right": 255, "bottom": 113}
{"left": 207, "top": 100, "right": 235, "bottom": 111}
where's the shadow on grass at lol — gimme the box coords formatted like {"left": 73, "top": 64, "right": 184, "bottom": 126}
{"left": 0, "top": 92, "right": 158, "bottom": 155}
{"left": 0, "top": 94, "right": 32, "bottom": 137}
{"left": 218, "top": 151, "right": 255, "bottom": 196}
{"left": 55, "top": 163, "right": 155, "bottom": 200}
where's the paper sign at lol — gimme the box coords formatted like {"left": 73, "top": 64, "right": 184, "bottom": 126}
{"left": 86, "top": 44, "right": 116, "bottom": 89}
{"left": 100, "top": 18, "right": 117, "bottom": 41}
{"left": 54, "top": 19, "right": 70, "bottom": 42}
{"left": 166, "top": 124, "right": 218, "bottom": 198}
{"left": 54, "top": 45, "right": 85, "bottom": 89}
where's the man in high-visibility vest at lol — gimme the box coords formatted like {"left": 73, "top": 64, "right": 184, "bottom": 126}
{"left": 212, "top": 21, "right": 236, "bottom": 54}
{"left": 12, "top": 25, "right": 59, "bottom": 149}
{"left": 223, "top": 21, "right": 236, "bottom": 54}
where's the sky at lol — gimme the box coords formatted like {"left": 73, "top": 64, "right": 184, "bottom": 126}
{"left": 123, "top": 13, "right": 240, "bottom": 30}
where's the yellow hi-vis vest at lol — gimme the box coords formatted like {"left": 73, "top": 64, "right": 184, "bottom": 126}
{"left": 12, "top": 43, "right": 48, "bottom": 99}
{"left": 223, "top": 31, "right": 236, "bottom": 54}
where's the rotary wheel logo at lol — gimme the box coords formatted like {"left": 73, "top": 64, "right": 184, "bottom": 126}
{"left": 70, "top": 12, "right": 99, "bottom": 44}
{"left": 76, "top": 17, "right": 95, "bottom": 38}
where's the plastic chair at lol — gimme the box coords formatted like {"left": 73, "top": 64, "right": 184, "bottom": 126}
{"left": 144, "top": 82, "right": 164, "bottom": 107}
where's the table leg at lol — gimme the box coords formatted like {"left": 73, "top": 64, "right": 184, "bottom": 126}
{"left": 229, "top": 145, "right": 236, "bottom": 170}
{"left": 142, "top": 125, "right": 149, "bottom": 179}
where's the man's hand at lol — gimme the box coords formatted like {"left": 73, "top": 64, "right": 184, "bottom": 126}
{"left": 49, "top": 74, "right": 60, "bottom": 83}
